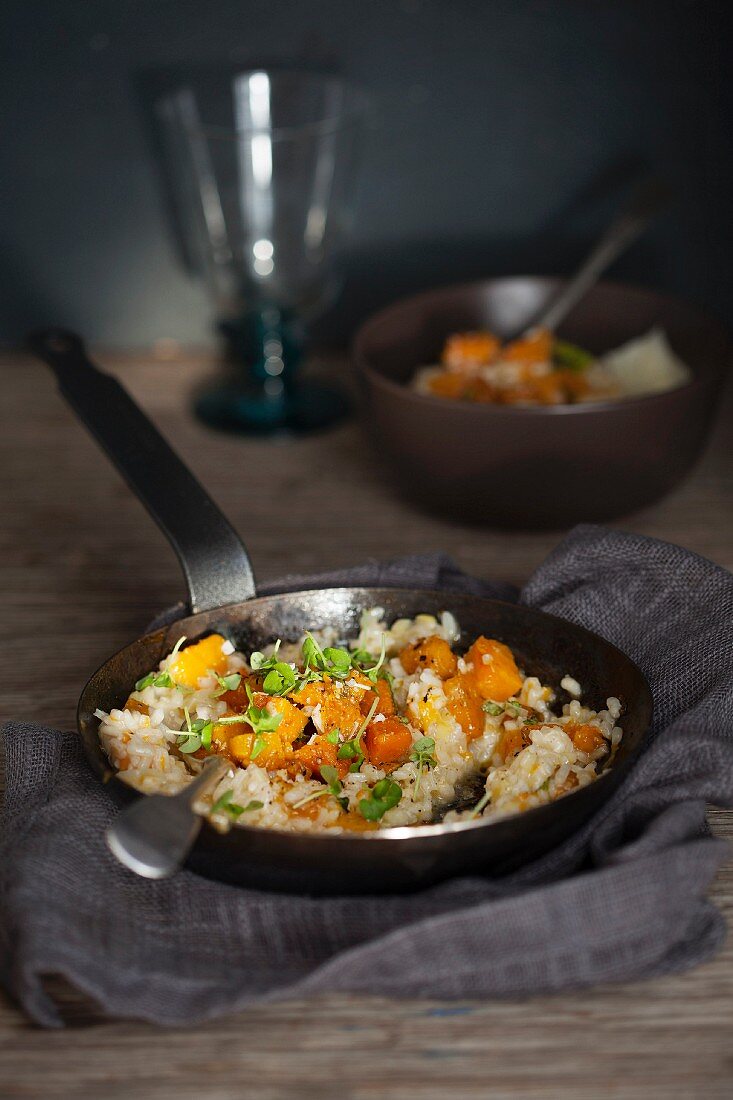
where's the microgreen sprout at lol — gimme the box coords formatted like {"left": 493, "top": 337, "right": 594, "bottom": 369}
{"left": 326, "top": 729, "right": 340, "bottom": 745}
{"left": 210, "top": 789, "right": 263, "bottom": 817}
{"left": 293, "top": 764, "right": 348, "bottom": 811}
{"left": 214, "top": 672, "right": 242, "bottom": 696}
{"left": 136, "top": 636, "right": 187, "bottom": 692}
{"left": 302, "top": 633, "right": 327, "bottom": 672}
{"left": 469, "top": 789, "right": 491, "bottom": 819}
{"left": 135, "top": 670, "right": 174, "bottom": 691}
{"left": 176, "top": 707, "right": 214, "bottom": 754}
{"left": 505, "top": 699, "right": 522, "bottom": 716}
{"left": 354, "top": 696, "right": 379, "bottom": 741}
{"left": 251, "top": 735, "right": 267, "bottom": 760}
{"left": 360, "top": 634, "right": 388, "bottom": 683}
{"left": 210, "top": 683, "right": 283, "bottom": 760}
{"left": 410, "top": 736, "right": 436, "bottom": 798}
{"left": 302, "top": 635, "right": 357, "bottom": 682}
{"left": 249, "top": 640, "right": 282, "bottom": 671}
{"left": 323, "top": 646, "right": 352, "bottom": 672}
{"left": 243, "top": 681, "right": 283, "bottom": 731}
{"left": 337, "top": 736, "right": 365, "bottom": 772}
{"left": 262, "top": 663, "right": 298, "bottom": 695}
{"left": 357, "top": 778, "right": 402, "bottom": 821}
{"left": 482, "top": 700, "right": 504, "bottom": 717}
{"left": 552, "top": 338, "right": 594, "bottom": 372}
{"left": 349, "top": 647, "right": 373, "bottom": 665}
{"left": 336, "top": 696, "right": 377, "bottom": 773}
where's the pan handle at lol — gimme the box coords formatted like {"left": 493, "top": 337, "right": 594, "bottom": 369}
{"left": 28, "top": 328, "right": 257, "bottom": 614}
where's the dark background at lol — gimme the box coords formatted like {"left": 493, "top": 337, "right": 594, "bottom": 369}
{"left": 1, "top": 0, "right": 731, "bottom": 348}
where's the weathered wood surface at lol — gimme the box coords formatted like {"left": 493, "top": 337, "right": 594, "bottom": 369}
{"left": 1, "top": 350, "right": 731, "bottom": 1099}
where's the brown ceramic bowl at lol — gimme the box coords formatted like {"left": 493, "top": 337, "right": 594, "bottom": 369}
{"left": 352, "top": 277, "right": 731, "bottom": 527}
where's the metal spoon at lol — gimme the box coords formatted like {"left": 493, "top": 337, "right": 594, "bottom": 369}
{"left": 106, "top": 755, "right": 230, "bottom": 878}
{"left": 505, "top": 177, "right": 670, "bottom": 341}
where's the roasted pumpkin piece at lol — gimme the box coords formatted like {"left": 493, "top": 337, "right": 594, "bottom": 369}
{"left": 320, "top": 693, "right": 363, "bottom": 738}
{"left": 123, "top": 696, "right": 149, "bottom": 715}
{"left": 219, "top": 673, "right": 263, "bottom": 712}
{"left": 227, "top": 729, "right": 291, "bottom": 771}
{"left": 251, "top": 693, "right": 309, "bottom": 744}
{"left": 291, "top": 679, "right": 327, "bottom": 709}
{"left": 568, "top": 722, "right": 606, "bottom": 754}
{"left": 428, "top": 371, "right": 469, "bottom": 399}
{"left": 442, "top": 331, "right": 500, "bottom": 370}
{"left": 465, "top": 637, "right": 523, "bottom": 702}
{"left": 358, "top": 674, "right": 396, "bottom": 718}
{"left": 292, "top": 678, "right": 363, "bottom": 738}
{"left": 443, "top": 673, "right": 485, "bottom": 742}
{"left": 498, "top": 726, "right": 532, "bottom": 762}
{"left": 398, "top": 635, "right": 458, "bottom": 679}
{"left": 497, "top": 372, "right": 566, "bottom": 406}
{"left": 463, "top": 377, "right": 499, "bottom": 403}
{"left": 216, "top": 693, "right": 307, "bottom": 767}
{"left": 555, "top": 369, "right": 591, "bottom": 402}
{"left": 168, "top": 633, "right": 230, "bottom": 688}
{"left": 291, "top": 736, "right": 348, "bottom": 780}
{"left": 501, "top": 327, "right": 553, "bottom": 364}
{"left": 364, "top": 717, "right": 413, "bottom": 767}
{"left": 374, "top": 676, "right": 396, "bottom": 716}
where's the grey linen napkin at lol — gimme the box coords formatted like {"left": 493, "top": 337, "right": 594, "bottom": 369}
{"left": 1, "top": 526, "right": 732, "bottom": 1026}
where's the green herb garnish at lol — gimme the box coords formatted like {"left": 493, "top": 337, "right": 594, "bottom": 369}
{"left": 210, "top": 684, "right": 283, "bottom": 757}
{"left": 135, "top": 670, "right": 174, "bottom": 691}
{"left": 482, "top": 700, "right": 504, "bottom": 717}
{"left": 211, "top": 789, "right": 263, "bottom": 817}
{"left": 177, "top": 733, "right": 202, "bottom": 754}
{"left": 360, "top": 635, "right": 387, "bottom": 684}
{"left": 262, "top": 662, "right": 298, "bottom": 695}
{"left": 214, "top": 672, "right": 242, "bottom": 696}
{"left": 357, "top": 778, "right": 403, "bottom": 821}
{"left": 323, "top": 646, "right": 352, "bottom": 672}
{"left": 293, "top": 764, "right": 348, "bottom": 811}
{"left": 469, "top": 789, "right": 491, "bottom": 818}
{"left": 326, "top": 729, "right": 341, "bottom": 745}
{"left": 335, "top": 697, "right": 378, "bottom": 773}
{"left": 242, "top": 681, "right": 283, "bottom": 734}
{"left": 249, "top": 640, "right": 282, "bottom": 671}
{"left": 176, "top": 707, "right": 213, "bottom": 754}
{"left": 552, "top": 339, "right": 594, "bottom": 372}
{"left": 349, "top": 647, "right": 373, "bottom": 665}
{"left": 410, "top": 736, "right": 436, "bottom": 798}
{"left": 337, "top": 736, "right": 365, "bottom": 773}
{"left": 136, "top": 636, "right": 187, "bottom": 691}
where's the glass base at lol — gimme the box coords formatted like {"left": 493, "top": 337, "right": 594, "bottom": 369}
{"left": 194, "top": 381, "right": 350, "bottom": 436}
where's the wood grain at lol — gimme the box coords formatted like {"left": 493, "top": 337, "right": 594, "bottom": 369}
{"left": 1, "top": 349, "right": 731, "bottom": 1099}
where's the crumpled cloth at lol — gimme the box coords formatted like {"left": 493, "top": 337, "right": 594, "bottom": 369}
{"left": 1, "top": 526, "right": 731, "bottom": 1026}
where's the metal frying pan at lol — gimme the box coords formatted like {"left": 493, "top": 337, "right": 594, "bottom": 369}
{"left": 29, "top": 329, "right": 653, "bottom": 895}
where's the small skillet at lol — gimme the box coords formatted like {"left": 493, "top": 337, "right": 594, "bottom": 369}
{"left": 29, "top": 329, "right": 653, "bottom": 895}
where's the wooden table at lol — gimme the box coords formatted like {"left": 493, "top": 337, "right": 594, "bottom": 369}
{"left": 1, "top": 350, "right": 731, "bottom": 1099}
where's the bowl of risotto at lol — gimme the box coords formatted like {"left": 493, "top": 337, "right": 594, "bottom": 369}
{"left": 353, "top": 277, "right": 731, "bottom": 526}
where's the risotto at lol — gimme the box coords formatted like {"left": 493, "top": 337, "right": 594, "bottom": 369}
{"left": 412, "top": 326, "right": 690, "bottom": 407}
{"left": 96, "top": 609, "right": 623, "bottom": 834}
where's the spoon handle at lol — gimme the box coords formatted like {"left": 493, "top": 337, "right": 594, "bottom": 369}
{"left": 522, "top": 178, "right": 670, "bottom": 338}
{"left": 106, "top": 755, "right": 230, "bottom": 879}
